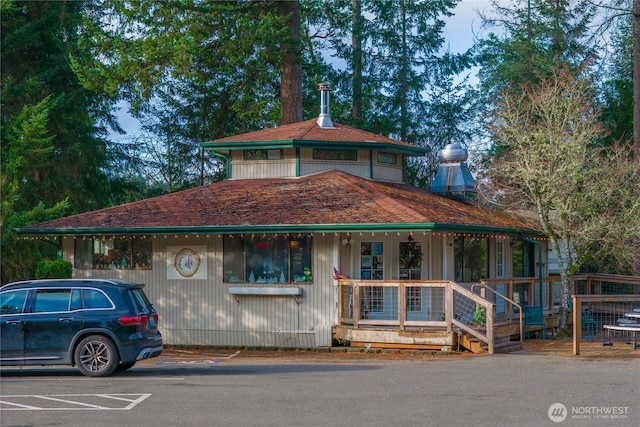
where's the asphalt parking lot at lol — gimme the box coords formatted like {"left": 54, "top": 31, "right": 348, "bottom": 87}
{"left": 1, "top": 341, "right": 638, "bottom": 427}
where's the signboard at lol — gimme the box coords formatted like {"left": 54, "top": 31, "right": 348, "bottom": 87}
{"left": 167, "top": 246, "right": 207, "bottom": 280}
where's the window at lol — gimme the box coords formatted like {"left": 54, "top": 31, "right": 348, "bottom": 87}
{"left": 74, "top": 237, "right": 152, "bottom": 270}
{"left": 454, "top": 236, "right": 489, "bottom": 282}
{"left": 0, "top": 290, "right": 29, "bottom": 315}
{"left": 82, "top": 289, "right": 112, "bottom": 309}
{"left": 399, "top": 240, "right": 422, "bottom": 280}
{"left": 512, "top": 240, "right": 534, "bottom": 277}
{"left": 243, "top": 149, "right": 283, "bottom": 160}
{"left": 360, "top": 242, "right": 383, "bottom": 280}
{"left": 313, "top": 149, "right": 357, "bottom": 161}
{"left": 33, "top": 289, "right": 72, "bottom": 313}
{"left": 496, "top": 240, "right": 505, "bottom": 278}
{"left": 377, "top": 152, "right": 397, "bottom": 164}
{"left": 223, "top": 235, "right": 312, "bottom": 283}
{"left": 513, "top": 283, "right": 530, "bottom": 306}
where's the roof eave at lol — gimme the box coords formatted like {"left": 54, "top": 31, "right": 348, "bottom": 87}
{"left": 199, "top": 139, "right": 428, "bottom": 156}
{"left": 15, "top": 223, "right": 544, "bottom": 238}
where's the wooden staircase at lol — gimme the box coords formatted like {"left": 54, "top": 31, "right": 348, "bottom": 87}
{"left": 459, "top": 331, "right": 523, "bottom": 354}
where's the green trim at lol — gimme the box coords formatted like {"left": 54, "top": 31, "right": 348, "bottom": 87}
{"left": 210, "top": 151, "right": 231, "bottom": 180}
{"left": 296, "top": 147, "right": 300, "bottom": 177}
{"left": 200, "top": 139, "right": 427, "bottom": 157}
{"left": 16, "top": 223, "right": 544, "bottom": 238}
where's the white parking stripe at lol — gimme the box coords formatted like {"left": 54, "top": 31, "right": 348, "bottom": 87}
{"left": 0, "top": 393, "right": 151, "bottom": 411}
{"left": 0, "top": 400, "right": 40, "bottom": 409}
{"left": 34, "top": 395, "right": 108, "bottom": 409}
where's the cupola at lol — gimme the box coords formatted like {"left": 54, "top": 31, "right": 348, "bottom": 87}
{"left": 430, "top": 143, "right": 476, "bottom": 203}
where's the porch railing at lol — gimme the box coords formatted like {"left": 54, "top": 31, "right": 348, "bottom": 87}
{"left": 337, "top": 280, "right": 497, "bottom": 353}
{"left": 480, "top": 274, "right": 640, "bottom": 314}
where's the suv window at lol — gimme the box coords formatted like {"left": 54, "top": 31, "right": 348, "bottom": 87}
{"left": 0, "top": 289, "right": 29, "bottom": 314}
{"left": 33, "top": 289, "right": 72, "bottom": 313}
{"left": 83, "top": 289, "right": 113, "bottom": 309}
{"left": 130, "top": 288, "right": 151, "bottom": 313}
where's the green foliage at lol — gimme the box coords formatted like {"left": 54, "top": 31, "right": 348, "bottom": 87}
{"left": 473, "top": 305, "right": 486, "bottom": 326}
{"left": 477, "top": 0, "right": 598, "bottom": 101}
{"left": 1, "top": 1, "right": 112, "bottom": 283}
{"left": 1, "top": 0, "right": 114, "bottom": 213}
{"left": 481, "top": 64, "right": 639, "bottom": 326}
{"left": 318, "top": 0, "right": 472, "bottom": 188}
{"left": 36, "top": 259, "right": 73, "bottom": 279}
{"left": 599, "top": 15, "right": 634, "bottom": 147}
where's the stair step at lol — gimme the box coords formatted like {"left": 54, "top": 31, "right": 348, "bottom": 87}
{"left": 459, "top": 332, "right": 523, "bottom": 354}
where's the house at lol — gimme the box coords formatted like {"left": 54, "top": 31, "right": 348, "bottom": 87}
{"left": 17, "top": 84, "right": 550, "bottom": 351}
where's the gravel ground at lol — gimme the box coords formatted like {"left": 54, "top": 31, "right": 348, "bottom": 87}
{"left": 152, "top": 337, "right": 640, "bottom": 364}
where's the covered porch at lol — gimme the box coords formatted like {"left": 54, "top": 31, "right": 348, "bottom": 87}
{"left": 333, "top": 274, "right": 640, "bottom": 354}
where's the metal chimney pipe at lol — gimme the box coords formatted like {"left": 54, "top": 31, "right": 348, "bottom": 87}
{"left": 317, "top": 83, "right": 334, "bottom": 128}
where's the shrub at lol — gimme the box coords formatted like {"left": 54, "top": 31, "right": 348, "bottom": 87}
{"left": 35, "top": 259, "right": 72, "bottom": 279}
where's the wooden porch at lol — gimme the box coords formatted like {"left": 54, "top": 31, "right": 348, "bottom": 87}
{"left": 333, "top": 274, "right": 639, "bottom": 354}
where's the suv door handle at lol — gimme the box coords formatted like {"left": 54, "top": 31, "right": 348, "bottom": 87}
{"left": 5, "top": 319, "right": 22, "bottom": 325}
{"left": 58, "top": 317, "right": 74, "bottom": 322}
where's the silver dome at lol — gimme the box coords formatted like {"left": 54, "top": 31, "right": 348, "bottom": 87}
{"left": 438, "top": 143, "right": 468, "bottom": 163}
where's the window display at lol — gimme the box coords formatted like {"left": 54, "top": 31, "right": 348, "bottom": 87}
{"left": 223, "top": 235, "right": 312, "bottom": 283}
{"left": 74, "top": 237, "right": 152, "bottom": 270}
{"left": 360, "top": 241, "right": 383, "bottom": 280}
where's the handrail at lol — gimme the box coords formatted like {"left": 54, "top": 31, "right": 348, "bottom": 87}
{"left": 449, "top": 283, "right": 495, "bottom": 354}
{"left": 472, "top": 283, "right": 524, "bottom": 347}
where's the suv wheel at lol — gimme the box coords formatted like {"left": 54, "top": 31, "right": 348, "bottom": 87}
{"left": 75, "top": 335, "right": 119, "bottom": 377}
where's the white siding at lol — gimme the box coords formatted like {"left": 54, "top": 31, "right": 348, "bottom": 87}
{"left": 61, "top": 232, "right": 544, "bottom": 348}
{"left": 300, "top": 148, "right": 371, "bottom": 179}
{"left": 372, "top": 163, "right": 403, "bottom": 182}
{"left": 64, "top": 234, "right": 337, "bottom": 348}
{"left": 232, "top": 160, "right": 297, "bottom": 179}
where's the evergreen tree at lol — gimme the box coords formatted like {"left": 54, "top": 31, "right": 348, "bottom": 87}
{"left": 1, "top": 0, "right": 116, "bottom": 282}
{"left": 476, "top": 0, "right": 598, "bottom": 103}
{"left": 599, "top": 13, "right": 634, "bottom": 146}
{"left": 2, "top": 0, "right": 114, "bottom": 213}
{"left": 318, "top": 0, "right": 472, "bottom": 187}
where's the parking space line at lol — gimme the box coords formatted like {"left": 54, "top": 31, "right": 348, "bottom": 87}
{"left": 0, "top": 393, "right": 151, "bottom": 411}
{"left": 34, "top": 395, "right": 108, "bottom": 409}
{"left": 0, "top": 400, "right": 40, "bottom": 410}
{"left": 97, "top": 393, "right": 151, "bottom": 410}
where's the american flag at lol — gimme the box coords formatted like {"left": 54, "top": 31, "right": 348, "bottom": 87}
{"left": 333, "top": 267, "right": 346, "bottom": 280}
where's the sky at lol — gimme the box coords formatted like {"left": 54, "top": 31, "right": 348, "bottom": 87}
{"left": 114, "top": 1, "right": 494, "bottom": 139}
{"left": 443, "top": 0, "right": 492, "bottom": 54}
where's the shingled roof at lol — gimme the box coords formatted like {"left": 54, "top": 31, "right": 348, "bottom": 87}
{"left": 200, "top": 118, "right": 427, "bottom": 156}
{"left": 18, "top": 170, "right": 537, "bottom": 236}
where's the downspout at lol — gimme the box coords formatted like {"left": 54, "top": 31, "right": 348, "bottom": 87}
{"left": 210, "top": 151, "right": 231, "bottom": 180}
{"left": 522, "top": 234, "right": 545, "bottom": 338}
{"left": 369, "top": 150, "right": 374, "bottom": 179}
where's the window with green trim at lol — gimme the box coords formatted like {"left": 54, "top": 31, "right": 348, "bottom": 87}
{"left": 454, "top": 236, "right": 488, "bottom": 282}
{"left": 377, "top": 152, "right": 397, "bottom": 164}
{"left": 243, "top": 149, "right": 283, "bottom": 160}
{"left": 313, "top": 149, "right": 357, "bottom": 161}
{"left": 223, "top": 235, "right": 312, "bottom": 283}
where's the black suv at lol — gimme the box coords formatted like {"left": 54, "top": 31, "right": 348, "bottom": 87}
{"left": 0, "top": 279, "right": 162, "bottom": 376}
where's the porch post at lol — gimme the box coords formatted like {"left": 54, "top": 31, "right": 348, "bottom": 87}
{"left": 573, "top": 296, "right": 581, "bottom": 355}
{"left": 446, "top": 282, "right": 454, "bottom": 333}
{"left": 353, "top": 282, "right": 361, "bottom": 329}
{"left": 399, "top": 282, "right": 406, "bottom": 331}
